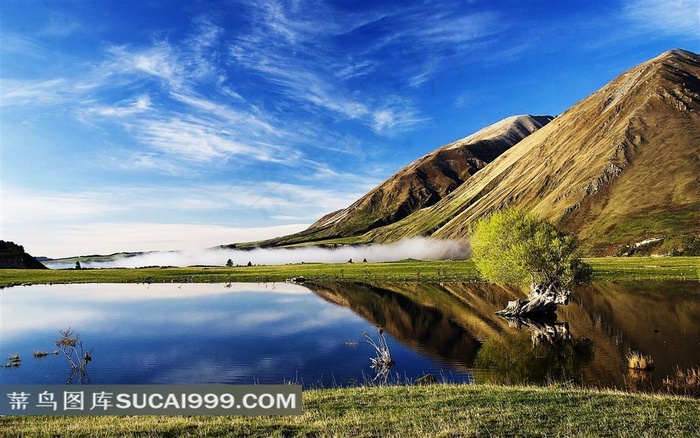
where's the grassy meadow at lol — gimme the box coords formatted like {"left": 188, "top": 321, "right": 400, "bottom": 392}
{"left": 1, "top": 256, "right": 698, "bottom": 437}
{"left": 1, "top": 384, "right": 699, "bottom": 437}
{"left": 1, "top": 257, "right": 698, "bottom": 287}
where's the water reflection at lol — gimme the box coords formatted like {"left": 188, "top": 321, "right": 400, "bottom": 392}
{"left": 307, "top": 280, "right": 700, "bottom": 391}
{"left": 2, "top": 281, "right": 698, "bottom": 390}
{"left": 499, "top": 317, "right": 572, "bottom": 347}
{"left": 0, "top": 283, "right": 460, "bottom": 386}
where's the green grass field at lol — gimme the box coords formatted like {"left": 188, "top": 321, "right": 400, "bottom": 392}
{"left": 1, "top": 384, "right": 698, "bottom": 437}
{"left": 2, "top": 257, "right": 698, "bottom": 437}
{"left": 1, "top": 257, "right": 698, "bottom": 287}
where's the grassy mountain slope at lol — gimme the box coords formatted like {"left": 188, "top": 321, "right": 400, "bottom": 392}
{"left": 363, "top": 49, "right": 700, "bottom": 255}
{"left": 255, "top": 115, "right": 552, "bottom": 247}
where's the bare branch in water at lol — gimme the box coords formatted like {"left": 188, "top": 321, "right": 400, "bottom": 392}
{"left": 55, "top": 328, "right": 93, "bottom": 384}
{"left": 364, "top": 328, "right": 396, "bottom": 385}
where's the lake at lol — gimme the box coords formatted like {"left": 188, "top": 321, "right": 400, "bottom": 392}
{"left": 1, "top": 281, "right": 698, "bottom": 391}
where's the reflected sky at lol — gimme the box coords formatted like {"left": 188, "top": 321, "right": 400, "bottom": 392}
{"left": 4, "top": 281, "right": 695, "bottom": 390}
{"left": 0, "top": 283, "right": 465, "bottom": 386}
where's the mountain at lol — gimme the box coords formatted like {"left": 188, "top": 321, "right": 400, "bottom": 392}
{"left": 360, "top": 49, "right": 700, "bottom": 255}
{"left": 256, "top": 114, "right": 552, "bottom": 246}
{"left": 0, "top": 241, "right": 48, "bottom": 269}
{"left": 245, "top": 49, "right": 700, "bottom": 255}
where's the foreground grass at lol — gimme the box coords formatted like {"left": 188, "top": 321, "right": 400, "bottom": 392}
{"left": 1, "top": 384, "right": 698, "bottom": 437}
{"left": 1, "top": 257, "right": 698, "bottom": 287}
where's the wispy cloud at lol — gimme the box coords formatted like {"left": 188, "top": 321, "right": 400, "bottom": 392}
{"left": 228, "top": 1, "right": 448, "bottom": 134}
{"left": 87, "top": 95, "right": 152, "bottom": 117}
{"left": 0, "top": 32, "right": 47, "bottom": 58}
{"left": 2, "top": 186, "right": 128, "bottom": 223}
{"left": 134, "top": 117, "right": 269, "bottom": 163}
{"left": 38, "top": 11, "right": 84, "bottom": 38}
{"left": 3, "top": 182, "right": 364, "bottom": 255}
{"left": 1, "top": 78, "right": 73, "bottom": 106}
{"left": 2, "top": 24, "right": 304, "bottom": 172}
{"left": 104, "top": 43, "right": 185, "bottom": 86}
{"left": 3, "top": 180, "right": 372, "bottom": 230}
{"left": 5, "top": 222, "right": 310, "bottom": 257}
{"left": 226, "top": 1, "right": 508, "bottom": 135}
{"left": 624, "top": 0, "right": 700, "bottom": 37}
{"left": 2, "top": 154, "right": 371, "bottom": 255}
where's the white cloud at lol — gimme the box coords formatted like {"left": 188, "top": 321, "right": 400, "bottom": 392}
{"left": 3, "top": 181, "right": 369, "bottom": 225}
{"left": 2, "top": 187, "right": 127, "bottom": 223}
{"left": 0, "top": 78, "right": 72, "bottom": 106}
{"left": 4, "top": 222, "right": 310, "bottom": 258}
{"left": 624, "top": 0, "right": 700, "bottom": 37}
{"left": 106, "top": 43, "right": 184, "bottom": 86}
{"left": 88, "top": 95, "right": 152, "bottom": 117}
{"left": 1, "top": 180, "right": 375, "bottom": 257}
{"left": 136, "top": 117, "right": 259, "bottom": 162}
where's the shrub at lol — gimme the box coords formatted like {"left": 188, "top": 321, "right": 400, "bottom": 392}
{"left": 470, "top": 208, "right": 592, "bottom": 289}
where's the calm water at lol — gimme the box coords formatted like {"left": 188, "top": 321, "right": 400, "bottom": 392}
{"left": 1, "top": 280, "right": 698, "bottom": 391}
{"left": 0, "top": 282, "right": 469, "bottom": 387}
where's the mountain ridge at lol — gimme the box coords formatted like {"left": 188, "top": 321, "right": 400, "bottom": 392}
{"left": 235, "top": 49, "right": 700, "bottom": 256}
{"left": 256, "top": 114, "right": 552, "bottom": 247}
{"left": 363, "top": 48, "right": 700, "bottom": 254}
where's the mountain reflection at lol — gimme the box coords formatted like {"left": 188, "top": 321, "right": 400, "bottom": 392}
{"left": 310, "top": 282, "right": 521, "bottom": 369}
{"left": 307, "top": 280, "right": 700, "bottom": 390}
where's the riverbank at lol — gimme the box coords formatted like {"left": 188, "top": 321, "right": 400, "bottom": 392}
{"left": 1, "top": 384, "right": 698, "bottom": 437}
{"left": 0, "top": 257, "right": 698, "bottom": 287}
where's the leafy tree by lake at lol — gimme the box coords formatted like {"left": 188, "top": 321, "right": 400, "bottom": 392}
{"left": 470, "top": 208, "right": 592, "bottom": 290}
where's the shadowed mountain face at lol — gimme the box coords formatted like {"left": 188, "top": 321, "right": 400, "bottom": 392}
{"left": 262, "top": 115, "right": 552, "bottom": 246}
{"left": 264, "top": 49, "right": 699, "bottom": 255}
{"left": 0, "top": 241, "right": 48, "bottom": 269}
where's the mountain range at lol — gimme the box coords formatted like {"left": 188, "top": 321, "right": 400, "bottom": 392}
{"left": 253, "top": 49, "right": 700, "bottom": 256}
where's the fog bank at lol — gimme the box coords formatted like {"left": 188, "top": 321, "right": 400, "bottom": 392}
{"left": 49, "top": 237, "right": 468, "bottom": 269}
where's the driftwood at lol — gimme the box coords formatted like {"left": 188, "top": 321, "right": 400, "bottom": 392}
{"left": 496, "top": 283, "right": 570, "bottom": 318}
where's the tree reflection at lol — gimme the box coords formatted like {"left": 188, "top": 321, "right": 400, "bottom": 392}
{"left": 474, "top": 316, "right": 593, "bottom": 386}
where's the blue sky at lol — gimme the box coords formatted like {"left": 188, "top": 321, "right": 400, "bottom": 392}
{"left": 2, "top": 0, "right": 698, "bottom": 257}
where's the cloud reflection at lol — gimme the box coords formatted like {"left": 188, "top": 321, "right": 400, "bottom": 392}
{"left": 0, "top": 282, "right": 321, "bottom": 338}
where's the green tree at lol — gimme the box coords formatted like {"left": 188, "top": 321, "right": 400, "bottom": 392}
{"left": 470, "top": 208, "right": 591, "bottom": 290}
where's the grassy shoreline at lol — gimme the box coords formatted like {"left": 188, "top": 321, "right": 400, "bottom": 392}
{"left": 2, "top": 258, "right": 699, "bottom": 436}
{"left": 1, "top": 384, "right": 698, "bottom": 437}
{"left": 1, "top": 257, "right": 698, "bottom": 287}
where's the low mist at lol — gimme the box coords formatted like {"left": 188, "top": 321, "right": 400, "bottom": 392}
{"left": 50, "top": 237, "right": 468, "bottom": 269}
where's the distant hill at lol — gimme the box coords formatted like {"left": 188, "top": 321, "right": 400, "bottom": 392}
{"left": 0, "top": 241, "right": 48, "bottom": 269}
{"left": 252, "top": 115, "right": 552, "bottom": 247}
{"left": 255, "top": 49, "right": 700, "bottom": 256}
{"left": 43, "top": 252, "right": 147, "bottom": 268}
